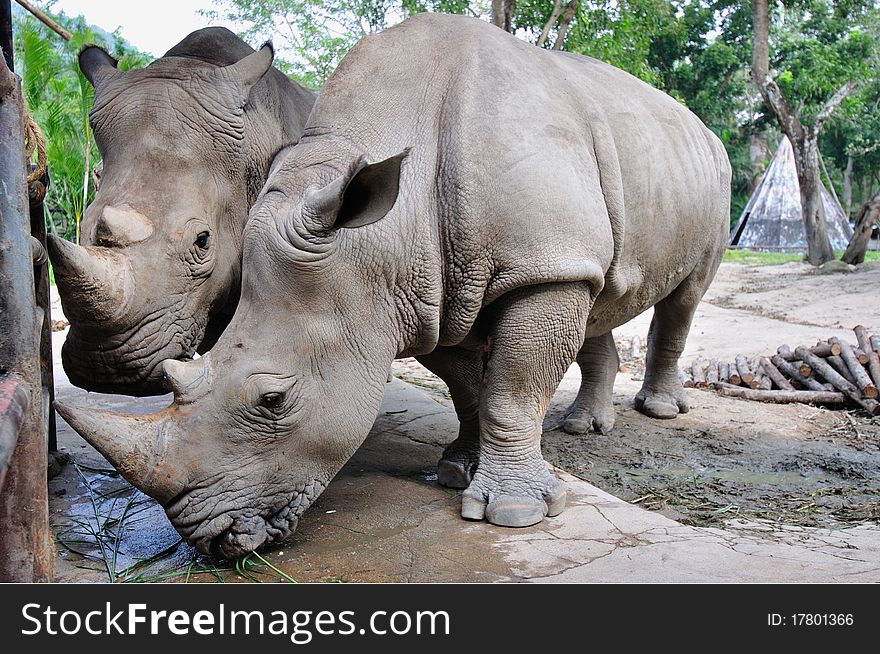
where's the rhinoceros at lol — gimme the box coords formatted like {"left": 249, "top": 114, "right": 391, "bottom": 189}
{"left": 56, "top": 14, "right": 730, "bottom": 558}
{"left": 47, "top": 28, "right": 316, "bottom": 396}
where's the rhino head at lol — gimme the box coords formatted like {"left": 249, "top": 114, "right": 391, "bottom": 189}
{"left": 56, "top": 144, "right": 421, "bottom": 557}
{"left": 48, "top": 35, "right": 281, "bottom": 396}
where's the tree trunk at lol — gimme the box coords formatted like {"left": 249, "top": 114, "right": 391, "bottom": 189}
{"left": 843, "top": 154, "right": 853, "bottom": 218}
{"left": 793, "top": 134, "right": 835, "bottom": 265}
{"left": 748, "top": 131, "right": 769, "bottom": 193}
{"left": 751, "top": 0, "right": 769, "bottom": 81}
{"left": 841, "top": 187, "right": 880, "bottom": 264}
{"left": 538, "top": 0, "right": 563, "bottom": 48}
{"left": 491, "top": 0, "right": 516, "bottom": 33}
{"left": 552, "top": 0, "right": 578, "bottom": 50}
{"left": 750, "top": 0, "right": 847, "bottom": 266}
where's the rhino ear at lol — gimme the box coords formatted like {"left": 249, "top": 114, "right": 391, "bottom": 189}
{"left": 79, "top": 45, "right": 120, "bottom": 89}
{"left": 305, "top": 150, "right": 408, "bottom": 233}
{"left": 219, "top": 42, "right": 274, "bottom": 99}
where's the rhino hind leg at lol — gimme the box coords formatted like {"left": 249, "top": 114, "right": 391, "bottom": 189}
{"left": 635, "top": 261, "right": 716, "bottom": 419}
{"left": 563, "top": 331, "right": 618, "bottom": 435}
{"left": 416, "top": 348, "right": 482, "bottom": 489}
{"left": 461, "top": 282, "right": 592, "bottom": 528}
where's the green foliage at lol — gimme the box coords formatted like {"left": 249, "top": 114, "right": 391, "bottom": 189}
{"left": 723, "top": 249, "right": 880, "bottom": 265}
{"left": 202, "top": 1, "right": 482, "bottom": 88}
{"left": 772, "top": 1, "right": 876, "bottom": 125}
{"left": 12, "top": 4, "right": 149, "bottom": 241}
{"left": 16, "top": 0, "right": 880, "bottom": 236}
{"left": 563, "top": 1, "right": 683, "bottom": 86}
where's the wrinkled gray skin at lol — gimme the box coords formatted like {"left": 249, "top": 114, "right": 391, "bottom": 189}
{"left": 47, "top": 28, "right": 316, "bottom": 396}
{"left": 56, "top": 15, "right": 731, "bottom": 558}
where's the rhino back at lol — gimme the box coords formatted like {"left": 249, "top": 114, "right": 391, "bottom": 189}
{"left": 304, "top": 14, "right": 729, "bottom": 345}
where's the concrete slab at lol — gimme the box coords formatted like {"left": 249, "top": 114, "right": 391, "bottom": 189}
{"left": 51, "top": 370, "right": 880, "bottom": 583}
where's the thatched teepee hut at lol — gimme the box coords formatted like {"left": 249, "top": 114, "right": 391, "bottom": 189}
{"left": 729, "top": 136, "right": 853, "bottom": 251}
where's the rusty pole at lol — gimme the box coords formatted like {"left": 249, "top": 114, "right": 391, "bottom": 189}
{"left": 1, "top": 0, "right": 12, "bottom": 72}
{"left": 30, "top": 168, "right": 55, "bottom": 451}
{"left": 0, "top": 47, "right": 52, "bottom": 582}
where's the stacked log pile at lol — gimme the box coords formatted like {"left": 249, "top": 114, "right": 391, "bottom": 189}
{"left": 680, "top": 325, "right": 880, "bottom": 415}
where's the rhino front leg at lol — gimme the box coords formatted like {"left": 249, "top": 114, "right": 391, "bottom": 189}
{"left": 563, "top": 331, "right": 618, "bottom": 435}
{"left": 416, "top": 348, "right": 482, "bottom": 489}
{"left": 462, "top": 282, "right": 592, "bottom": 527}
{"left": 635, "top": 263, "right": 714, "bottom": 419}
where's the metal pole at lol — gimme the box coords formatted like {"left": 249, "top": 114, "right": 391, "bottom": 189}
{"left": 0, "top": 52, "right": 52, "bottom": 582}
{"left": 1, "top": 0, "right": 12, "bottom": 72}
{"left": 30, "top": 170, "right": 56, "bottom": 451}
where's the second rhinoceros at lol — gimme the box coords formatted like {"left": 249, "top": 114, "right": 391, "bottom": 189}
{"left": 48, "top": 28, "right": 316, "bottom": 396}
{"left": 57, "top": 14, "right": 731, "bottom": 558}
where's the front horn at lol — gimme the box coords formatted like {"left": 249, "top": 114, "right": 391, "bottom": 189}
{"left": 54, "top": 401, "right": 186, "bottom": 504}
{"left": 46, "top": 235, "right": 132, "bottom": 324}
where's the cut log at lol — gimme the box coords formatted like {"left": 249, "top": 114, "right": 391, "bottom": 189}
{"left": 795, "top": 346, "right": 880, "bottom": 416}
{"left": 777, "top": 345, "right": 794, "bottom": 360}
{"left": 771, "top": 355, "right": 827, "bottom": 392}
{"left": 735, "top": 355, "right": 754, "bottom": 385}
{"left": 759, "top": 356, "right": 794, "bottom": 391}
{"left": 691, "top": 359, "right": 707, "bottom": 388}
{"left": 629, "top": 335, "right": 641, "bottom": 359}
{"left": 825, "top": 355, "right": 856, "bottom": 385}
{"left": 871, "top": 335, "right": 880, "bottom": 355}
{"left": 715, "top": 382, "right": 846, "bottom": 405}
{"left": 853, "top": 348, "right": 870, "bottom": 365}
{"left": 778, "top": 342, "right": 840, "bottom": 360}
{"left": 854, "top": 325, "right": 872, "bottom": 354}
{"left": 830, "top": 337, "right": 878, "bottom": 399}
{"left": 728, "top": 360, "right": 741, "bottom": 386}
{"left": 706, "top": 360, "right": 719, "bottom": 386}
{"left": 718, "top": 361, "right": 730, "bottom": 384}
{"left": 678, "top": 367, "right": 694, "bottom": 389}
{"left": 866, "top": 351, "right": 880, "bottom": 390}
{"left": 752, "top": 358, "right": 772, "bottom": 390}
{"left": 813, "top": 340, "right": 842, "bottom": 358}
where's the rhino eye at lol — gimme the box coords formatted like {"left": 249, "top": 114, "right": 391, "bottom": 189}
{"left": 260, "top": 392, "right": 284, "bottom": 409}
{"left": 195, "top": 231, "right": 210, "bottom": 250}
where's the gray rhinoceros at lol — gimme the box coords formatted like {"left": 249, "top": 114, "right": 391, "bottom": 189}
{"left": 47, "top": 28, "right": 316, "bottom": 396}
{"left": 56, "top": 14, "right": 730, "bottom": 558}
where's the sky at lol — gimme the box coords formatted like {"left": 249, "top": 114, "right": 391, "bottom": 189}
{"left": 50, "top": 0, "right": 240, "bottom": 56}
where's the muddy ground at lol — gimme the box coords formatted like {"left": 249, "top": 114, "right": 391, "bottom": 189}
{"left": 392, "top": 260, "right": 880, "bottom": 530}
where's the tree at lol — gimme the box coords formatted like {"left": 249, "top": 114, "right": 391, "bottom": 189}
{"left": 491, "top": 0, "right": 515, "bottom": 32}
{"left": 750, "top": 0, "right": 874, "bottom": 265}
{"left": 204, "top": 1, "right": 477, "bottom": 88}
{"left": 842, "top": 189, "right": 880, "bottom": 263}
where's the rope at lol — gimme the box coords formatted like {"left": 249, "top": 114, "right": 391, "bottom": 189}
{"left": 23, "top": 107, "right": 47, "bottom": 184}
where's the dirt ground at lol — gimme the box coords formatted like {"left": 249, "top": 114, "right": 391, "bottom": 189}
{"left": 392, "top": 260, "right": 880, "bottom": 530}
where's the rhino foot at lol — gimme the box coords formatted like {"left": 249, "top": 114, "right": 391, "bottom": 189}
{"left": 437, "top": 437, "right": 480, "bottom": 489}
{"left": 562, "top": 401, "right": 616, "bottom": 435}
{"left": 460, "top": 460, "right": 565, "bottom": 527}
{"left": 634, "top": 384, "right": 690, "bottom": 419}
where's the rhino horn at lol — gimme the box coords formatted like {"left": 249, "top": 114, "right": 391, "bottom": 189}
{"left": 54, "top": 401, "right": 185, "bottom": 503}
{"left": 162, "top": 358, "right": 211, "bottom": 402}
{"left": 46, "top": 234, "right": 132, "bottom": 324}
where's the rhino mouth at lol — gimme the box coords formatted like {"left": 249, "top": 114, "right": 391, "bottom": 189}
{"left": 166, "top": 479, "right": 327, "bottom": 559}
